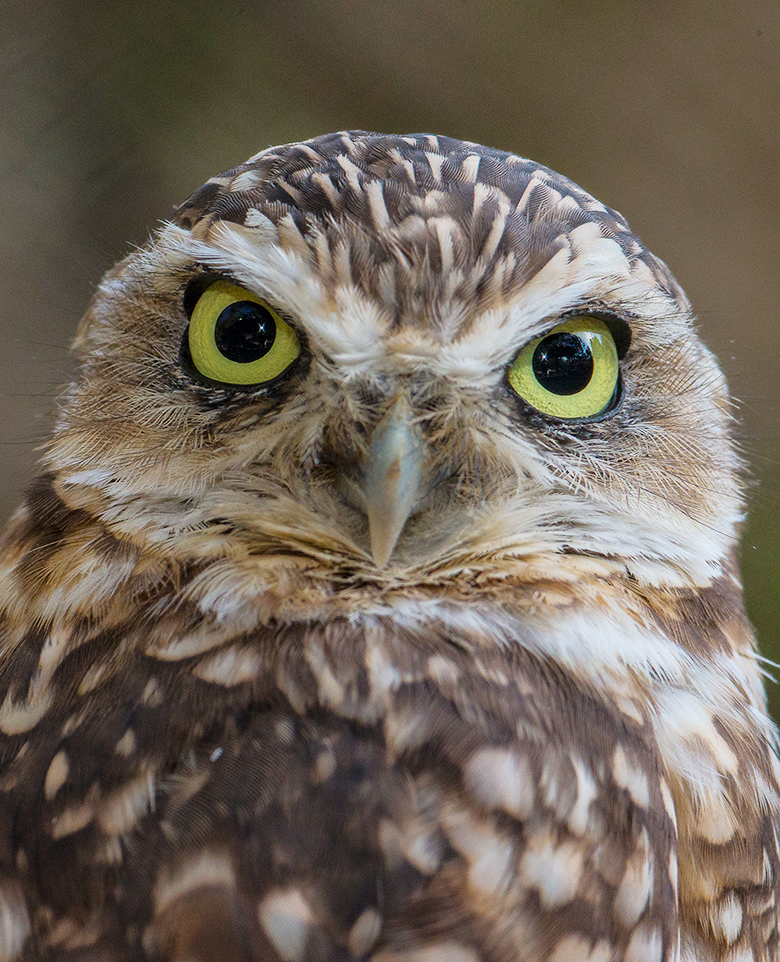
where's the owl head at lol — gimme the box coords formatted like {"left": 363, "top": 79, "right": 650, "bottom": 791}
{"left": 46, "top": 132, "right": 741, "bottom": 602}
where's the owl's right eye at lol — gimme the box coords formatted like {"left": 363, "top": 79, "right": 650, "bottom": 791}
{"left": 187, "top": 280, "right": 300, "bottom": 385}
{"left": 507, "top": 317, "right": 621, "bottom": 420}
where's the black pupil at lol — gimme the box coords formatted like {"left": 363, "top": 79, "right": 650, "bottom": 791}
{"left": 214, "top": 301, "right": 276, "bottom": 363}
{"left": 532, "top": 332, "right": 594, "bottom": 396}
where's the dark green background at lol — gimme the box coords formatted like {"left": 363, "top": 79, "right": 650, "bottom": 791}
{"left": 2, "top": 0, "right": 778, "bottom": 712}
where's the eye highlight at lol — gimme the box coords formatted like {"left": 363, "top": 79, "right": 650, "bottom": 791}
{"left": 507, "top": 317, "right": 620, "bottom": 419}
{"left": 187, "top": 280, "right": 300, "bottom": 386}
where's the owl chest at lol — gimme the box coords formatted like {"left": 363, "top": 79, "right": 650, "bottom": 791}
{"left": 3, "top": 603, "right": 775, "bottom": 961}
{"left": 0, "top": 610, "right": 689, "bottom": 961}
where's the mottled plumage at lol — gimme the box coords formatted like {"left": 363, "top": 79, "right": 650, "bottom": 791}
{"left": 0, "top": 131, "right": 777, "bottom": 962}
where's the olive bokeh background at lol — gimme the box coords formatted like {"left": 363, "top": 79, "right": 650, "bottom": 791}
{"left": 2, "top": 0, "right": 778, "bottom": 711}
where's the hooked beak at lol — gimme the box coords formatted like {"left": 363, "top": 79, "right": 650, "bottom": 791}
{"left": 360, "top": 395, "right": 425, "bottom": 568}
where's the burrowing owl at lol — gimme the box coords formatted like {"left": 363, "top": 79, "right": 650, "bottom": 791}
{"left": 0, "top": 131, "right": 776, "bottom": 962}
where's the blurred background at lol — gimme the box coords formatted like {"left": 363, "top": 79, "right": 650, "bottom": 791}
{"left": 1, "top": 0, "right": 778, "bottom": 710}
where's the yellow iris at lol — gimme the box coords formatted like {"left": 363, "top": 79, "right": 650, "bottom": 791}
{"left": 188, "top": 280, "right": 300, "bottom": 385}
{"left": 507, "top": 317, "right": 619, "bottom": 419}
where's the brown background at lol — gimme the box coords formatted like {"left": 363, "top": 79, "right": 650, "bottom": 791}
{"left": 2, "top": 0, "right": 778, "bottom": 711}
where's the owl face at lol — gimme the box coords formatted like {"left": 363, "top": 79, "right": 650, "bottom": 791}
{"left": 49, "top": 132, "right": 741, "bottom": 595}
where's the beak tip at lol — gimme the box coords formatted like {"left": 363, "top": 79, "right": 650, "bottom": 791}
{"left": 361, "top": 397, "right": 425, "bottom": 569}
{"left": 371, "top": 551, "right": 391, "bottom": 570}
{"left": 367, "top": 514, "right": 403, "bottom": 569}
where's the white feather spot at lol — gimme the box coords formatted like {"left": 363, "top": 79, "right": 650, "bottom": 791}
{"left": 425, "top": 655, "right": 460, "bottom": 687}
{"left": 519, "top": 828, "right": 583, "bottom": 909}
{"left": 347, "top": 908, "right": 382, "bottom": 956}
{"left": 366, "top": 180, "right": 390, "bottom": 231}
{"left": 424, "top": 151, "right": 445, "bottom": 183}
{"left": 146, "top": 628, "right": 228, "bottom": 661}
{"left": 193, "top": 646, "right": 264, "bottom": 686}
{"left": 77, "top": 662, "right": 109, "bottom": 696}
{"left": 229, "top": 170, "right": 265, "bottom": 191}
{"left": 313, "top": 749, "right": 336, "bottom": 783}
{"left": 668, "top": 850, "right": 679, "bottom": 898}
{"left": 612, "top": 746, "right": 650, "bottom": 808}
{"left": 464, "top": 747, "right": 534, "bottom": 819}
{"left": 712, "top": 893, "right": 743, "bottom": 946}
{"left": 154, "top": 850, "right": 236, "bottom": 915}
{"left": 44, "top": 751, "right": 69, "bottom": 801}
{"left": 548, "top": 935, "right": 613, "bottom": 962}
{"left": 243, "top": 208, "right": 277, "bottom": 237}
{"left": 385, "top": 710, "right": 429, "bottom": 755}
{"left": 310, "top": 172, "right": 340, "bottom": 206}
{"left": 335, "top": 154, "right": 363, "bottom": 191}
{"left": 0, "top": 882, "right": 30, "bottom": 962}
{"left": 625, "top": 924, "right": 663, "bottom": 962}
{"left": 466, "top": 836, "right": 514, "bottom": 897}
{"left": 404, "top": 830, "right": 444, "bottom": 876}
{"left": 478, "top": 206, "right": 508, "bottom": 264}
{"left": 115, "top": 729, "right": 136, "bottom": 757}
{"left": 696, "top": 793, "right": 740, "bottom": 846}
{"left": 378, "top": 818, "right": 442, "bottom": 875}
{"left": 461, "top": 153, "right": 481, "bottom": 183}
{"left": 433, "top": 218, "right": 455, "bottom": 274}
{"left": 0, "top": 674, "right": 53, "bottom": 735}
{"left": 98, "top": 772, "right": 155, "bottom": 836}
{"left": 614, "top": 828, "right": 653, "bottom": 928}
{"left": 257, "top": 889, "right": 313, "bottom": 962}
{"left": 568, "top": 756, "right": 600, "bottom": 835}
{"left": 444, "top": 810, "right": 514, "bottom": 897}
{"left": 659, "top": 777, "right": 677, "bottom": 829}
{"left": 141, "top": 678, "right": 163, "bottom": 706}
{"left": 654, "top": 687, "right": 740, "bottom": 795}
{"left": 50, "top": 802, "right": 95, "bottom": 839}
{"left": 304, "top": 644, "right": 345, "bottom": 709}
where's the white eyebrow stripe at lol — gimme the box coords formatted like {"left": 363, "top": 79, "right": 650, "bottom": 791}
{"left": 156, "top": 209, "right": 670, "bottom": 389}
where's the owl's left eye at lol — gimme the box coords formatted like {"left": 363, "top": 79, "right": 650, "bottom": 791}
{"left": 187, "top": 280, "right": 300, "bottom": 385}
{"left": 507, "top": 317, "right": 620, "bottom": 419}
